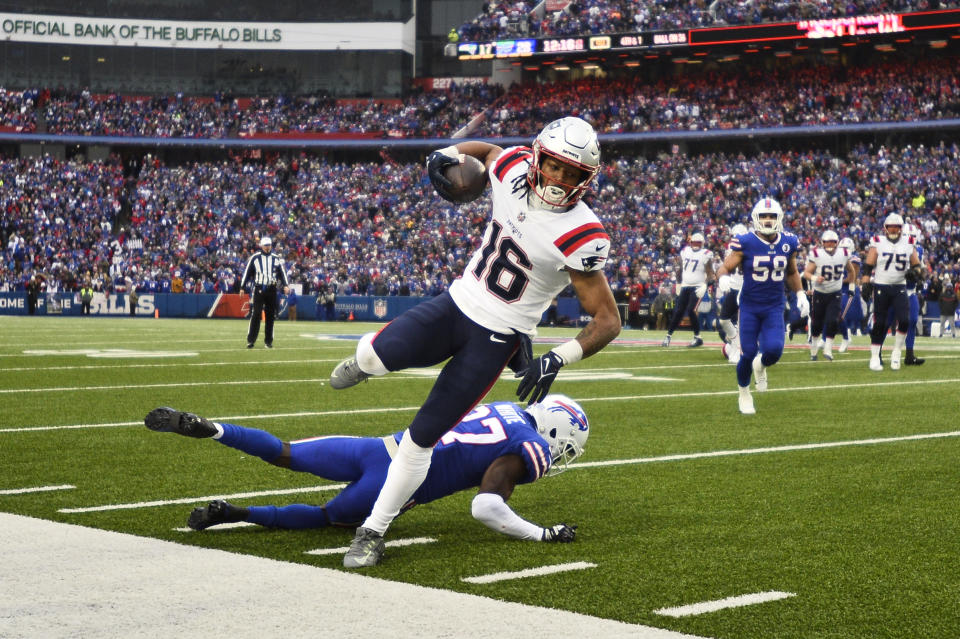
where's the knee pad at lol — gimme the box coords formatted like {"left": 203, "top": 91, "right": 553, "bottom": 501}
{"left": 356, "top": 332, "right": 389, "bottom": 376}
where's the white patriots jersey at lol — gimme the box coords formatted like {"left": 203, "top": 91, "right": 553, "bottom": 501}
{"left": 723, "top": 242, "right": 743, "bottom": 290}
{"left": 808, "top": 246, "right": 853, "bottom": 294}
{"left": 869, "top": 234, "right": 916, "bottom": 285}
{"left": 448, "top": 145, "right": 610, "bottom": 335}
{"left": 679, "top": 245, "right": 713, "bottom": 287}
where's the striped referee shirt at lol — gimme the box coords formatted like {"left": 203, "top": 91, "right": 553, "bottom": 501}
{"left": 241, "top": 250, "right": 289, "bottom": 290}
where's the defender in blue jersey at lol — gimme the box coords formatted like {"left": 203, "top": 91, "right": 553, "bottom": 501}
{"left": 717, "top": 197, "right": 808, "bottom": 415}
{"left": 144, "top": 396, "right": 588, "bottom": 544}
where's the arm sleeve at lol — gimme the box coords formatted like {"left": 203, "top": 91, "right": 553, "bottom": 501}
{"left": 240, "top": 255, "right": 254, "bottom": 289}
{"left": 471, "top": 492, "right": 544, "bottom": 541}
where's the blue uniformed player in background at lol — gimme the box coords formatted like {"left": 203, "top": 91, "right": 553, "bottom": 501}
{"left": 144, "top": 395, "right": 588, "bottom": 543}
{"left": 717, "top": 197, "right": 808, "bottom": 415}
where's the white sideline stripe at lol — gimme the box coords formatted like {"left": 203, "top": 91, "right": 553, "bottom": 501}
{"left": 174, "top": 522, "right": 256, "bottom": 532}
{"left": 305, "top": 537, "right": 437, "bottom": 556}
{"left": 462, "top": 561, "right": 597, "bottom": 584}
{"left": 655, "top": 591, "right": 796, "bottom": 617}
{"left": 58, "top": 484, "right": 346, "bottom": 513}
{"left": 0, "top": 484, "right": 75, "bottom": 495}
{"left": 3, "top": 513, "right": 710, "bottom": 639}
{"left": 570, "top": 430, "right": 960, "bottom": 470}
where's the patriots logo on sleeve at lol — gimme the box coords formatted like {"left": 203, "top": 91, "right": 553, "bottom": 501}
{"left": 581, "top": 255, "right": 606, "bottom": 270}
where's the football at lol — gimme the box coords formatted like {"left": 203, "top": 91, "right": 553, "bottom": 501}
{"left": 443, "top": 155, "right": 488, "bottom": 203}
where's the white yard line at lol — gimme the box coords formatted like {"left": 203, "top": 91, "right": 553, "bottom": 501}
{"left": 305, "top": 537, "right": 437, "bottom": 555}
{"left": 654, "top": 591, "right": 796, "bottom": 617}
{"left": 462, "top": 561, "right": 597, "bottom": 584}
{"left": 59, "top": 484, "right": 346, "bottom": 513}
{"left": 0, "top": 484, "right": 75, "bottom": 495}
{"left": 174, "top": 522, "right": 256, "bottom": 532}
{"left": 0, "top": 358, "right": 341, "bottom": 373}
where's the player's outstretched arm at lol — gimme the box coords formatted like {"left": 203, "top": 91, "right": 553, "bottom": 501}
{"left": 471, "top": 455, "right": 576, "bottom": 542}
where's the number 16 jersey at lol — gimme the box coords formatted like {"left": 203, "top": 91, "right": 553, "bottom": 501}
{"left": 731, "top": 230, "right": 799, "bottom": 308}
{"left": 448, "top": 146, "right": 610, "bottom": 335}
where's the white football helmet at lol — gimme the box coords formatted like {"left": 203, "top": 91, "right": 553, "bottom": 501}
{"left": 730, "top": 223, "right": 748, "bottom": 237}
{"left": 527, "top": 117, "right": 601, "bottom": 212}
{"left": 524, "top": 394, "right": 589, "bottom": 476}
{"left": 903, "top": 222, "right": 922, "bottom": 243}
{"left": 883, "top": 213, "right": 904, "bottom": 241}
{"left": 838, "top": 237, "right": 856, "bottom": 252}
{"left": 690, "top": 232, "right": 704, "bottom": 248}
{"left": 751, "top": 197, "right": 784, "bottom": 235}
{"left": 821, "top": 230, "right": 839, "bottom": 253}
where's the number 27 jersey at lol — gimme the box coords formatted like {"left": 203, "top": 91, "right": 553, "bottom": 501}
{"left": 732, "top": 231, "right": 799, "bottom": 308}
{"left": 448, "top": 146, "right": 610, "bottom": 335}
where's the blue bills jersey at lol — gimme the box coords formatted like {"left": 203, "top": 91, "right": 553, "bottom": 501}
{"left": 402, "top": 401, "right": 552, "bottom": 505}
{"left": 732, "top": 231, "right": 800, "bottom": 308}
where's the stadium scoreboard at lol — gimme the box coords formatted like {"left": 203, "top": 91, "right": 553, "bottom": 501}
{"left": 456, "top": 8, "right": 960, "bottom": 60}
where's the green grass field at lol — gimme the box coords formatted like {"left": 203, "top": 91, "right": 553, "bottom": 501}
{"left": 2, "top": 315, "right": 959, "bottom": 638}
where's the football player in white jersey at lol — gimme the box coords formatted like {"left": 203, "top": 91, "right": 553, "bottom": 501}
{"left": 802, "top": 230, "right": 858, "bottom": 361}
{"left": 836, "top": 236, "right": 862, "bottom": 353}
{"left": 661, "top": 231, "right": 715, "bottom": 348}
{"left": 329, "top": 117, "right": 621, "bottom": 567}
{"left": 716, "top": 223, "right": 748, "bottom": 363}
{"left": 860, "top": 213, "right": 922, "bottom": 371}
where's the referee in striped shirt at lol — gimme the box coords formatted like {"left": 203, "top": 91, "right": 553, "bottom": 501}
{"left": 241, "top": 236, "right": 289, "bottom": 349}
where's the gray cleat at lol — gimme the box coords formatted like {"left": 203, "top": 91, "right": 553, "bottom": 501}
{"left": 145, "top": 407, "right": 217, "bottom": 438}
{"left": 329, "top": 357, "right": 371, "bottom": 390}
{"left": 343, "top": 526, "right": 385, "bottom": 568}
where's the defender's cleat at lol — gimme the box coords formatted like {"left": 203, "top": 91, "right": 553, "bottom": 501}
{"left": 838, "top": 339, "right": 849, "bottom": 353}
{"left": 752, "top": 355, "right": 768, "bottom": 392}
{"left": 343, "top": 526, "right": 385, "bottom": 568}
{"left": 246, "top": 342, "right": 255, "bottom": 349}
{"left": 188, "top": 500, "right": 242, "bottom": 530}
{"left": 329, "top": 357, "right": 371, "bottom": 390}
{"left": 904, "top": 355, "right": 925, "bottom": 366}
{"left": 661, "top": 335, "right": 671, "bottom": 347}
{"left": 823, "top": 352, "right": 833, "bottom": 361}
{"left": 265, "top": 344, "right": 273, "bottom": 349}
{"left": 145, "top": 407, "right": 217, "bottom": 438}
{"left": 869, "top": 356, "right": 883, "bottom": 371}
{"left": 688, "top": 336, "right": 703, "bottom": 348}
{"left": 890, "top": 349, "right": 902, "bottom": 370}
{"left": 810, "top": 355, "right": 817, "bottom": 361}
{"left": 738, "top": 387, "right": 755, "bottom": 415}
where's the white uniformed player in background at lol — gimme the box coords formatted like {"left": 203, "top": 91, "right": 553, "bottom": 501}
{"left": 836, "top": 236, "right": 862, "bottom": 353}
{"left": 802, "top": 230, "right": 858, "bottom": 361}
{"left": 661, "top": 231, "right": 715, "bottom": 348}
{"left": 860, "top": 213, "right": 922, "bottom": 371}
{"left": 328, "top": 116, "right": 621, "bottom": 568}
{"left": 716, "top": 223, "right": 748, "bottom": 364}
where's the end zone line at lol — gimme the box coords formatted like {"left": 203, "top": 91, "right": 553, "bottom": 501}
{"left": 305, "top": 537, "right": 437, "bottom": 556}
{"left": 462, "top": 561, "right": 597, "bottom": 585}
{"left": 655, "top": 591, "right": 796, "bottom": 617}
{"left": 59, "top": 484, "right": 346, "bottom": 513}
{"left": 0, "top": 484, "right": 75, "bottom": 495}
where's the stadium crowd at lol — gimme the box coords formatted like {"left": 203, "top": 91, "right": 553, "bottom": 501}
{"left": 2, "top": 141, "right": 958, "bottom": 311}
{"left": 3, "top": 55, "right": 958, "bottom": 137}
{"left": 454, "top": 0, "right": 960, "bottom": 42}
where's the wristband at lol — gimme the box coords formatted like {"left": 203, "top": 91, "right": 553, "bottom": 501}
{"left": 551, "top": 339, "right": 583, "bottom": 365}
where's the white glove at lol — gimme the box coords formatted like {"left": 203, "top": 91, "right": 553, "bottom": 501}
{"left": 695, "top": 283, "right": 707, "bottom": 299}
{"left": 796, "top": 293, "right": 810, "bottom": 318}
{"left": 717, "top": 275, "right": 731, "bottom": 295}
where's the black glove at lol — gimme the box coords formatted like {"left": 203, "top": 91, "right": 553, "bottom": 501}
{"left": 861, "top": 281, "right": 873, "bottom": 302}
{"left": 426, "top": 150, "right": 460, "bottom": 202}
{"left": 542, "top": 524, "right": 577, "bottom": 543}
{"left": 516, "top": 351, "right": 564, "bottom": 405}
{"left": 905, "top": 265, "right": 923, "bottom": 285}
{"left": 507, "top": 333, "right": 533, "bottom": 377}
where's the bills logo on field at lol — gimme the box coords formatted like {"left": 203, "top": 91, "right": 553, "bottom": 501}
{"left": 373, "top": 299, "right": 388, "bottom": 319}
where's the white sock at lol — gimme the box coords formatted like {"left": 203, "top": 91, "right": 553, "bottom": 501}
{"left": 356, "top": 332, "right": 390, "bottom": 376}
{"left": 212, "top": 422, "right": 225, "bottom": 440}
{"left": 893, "top": 332, "right": 906, "bottom": 351}
{"left": 871, "top": 344, "right": 881, "bottom": 359}
{"left": 810, "top": 340, "right": 818, "bottom": 357}
{"left": 719, "top": 319, "right": 736, "bottom": 342}
{"left": 362, "top": 430, "right": 433, "bottom": 534}
{"left": 824, "top": 337, "right": 834, "bottom": 354}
